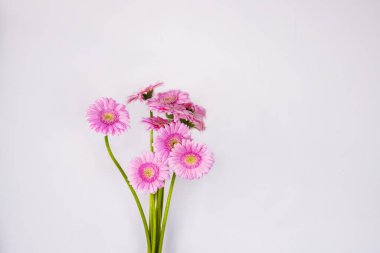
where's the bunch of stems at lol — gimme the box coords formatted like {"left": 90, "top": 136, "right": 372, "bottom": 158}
{"left": 104, "top": 111, "right": 176, "bottom": 253}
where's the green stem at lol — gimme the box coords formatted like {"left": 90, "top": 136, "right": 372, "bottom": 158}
{"left": 150, "top": 111, "right": 154, "bottom": 152}
{"left": 158, "top": 174, "right": 176, "bottom": 253}
{"left": 156, "top": 188, "right": 164, "bottom": 251}
{"left": 150, "top": 194, "right": 157, "bottom": 253}
{"left": 104, "top": 136, "right": 151, "bottom": 253}
{"left": 149, "top": 194, "right": 153, "bottom": 236}
{"left": 148, "top": 110, "right": 157, "bottom": 253}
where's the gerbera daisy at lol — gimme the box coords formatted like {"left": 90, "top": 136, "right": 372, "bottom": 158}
{"left": 171, "top": 105, "right": 193, "bottom": 122}
{"left": 179, "top": 103, "right": 206, "bottom": 118}
{"left": 128, "top": 152, "right": 170, "bottom": 194}
{"left": 154, "top": 122, "right": 192, "bottom": 159}
{"left": 127, "top": 82, "right": 163, "bottom": 103}
{"left": 171, "top": 103, "right": 207, "bottom": 131}
{"left": 169, "top": 140, "right": 214, "bottom": 180}
{"left": 141, "top": 116, "right": 169, "bottom": 131}
{"left": 147, "top": 90, "right": 190, "bottom": 113}
{"left": 192, "top": 104, "right": 206, "bottom": 118}
{"left": 86, "top": 97, "right": 130, "bottom": 135}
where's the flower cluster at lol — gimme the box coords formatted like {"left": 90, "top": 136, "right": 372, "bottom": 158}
{"left": 128, "top": 121, "right": 213, "bottom": 193}
{"left": 144, "top": 89, "right": 207, "bottom": 131}
{"left": 86, "top": 82, "right": 214, "bottom": 194}
{"left": 86, "top": 82, "right": 215, "bottom": 253}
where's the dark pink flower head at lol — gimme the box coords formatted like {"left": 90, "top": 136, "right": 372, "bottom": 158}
{"left": 141, "top": 116, "right": 169, "bottom": 131}
{"left": 192, "top": 104, "right": 206, "bottom": 118}
{"left": 147, "top": 90, "right": 190, "bottom": 114}
{"left": 169, "top": 140, "right": 214, "bottom": 180}
{"left": 172, "top": 103, "right": 207, "bottom": 131}
{"left": 128, "top": 152, "right": 170, "bottom": 194}
{"left": 87, "top": 97, "right": 130, "bottom": 135}
{"left": 127, "top": 82, "right": 163, "bottom": 104}
{"left": 154, "top": 122, "right": 192, "bottom": 160}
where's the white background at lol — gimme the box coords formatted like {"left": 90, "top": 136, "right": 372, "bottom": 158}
{"left": 1, "top": 0, "right": 379, "bottom": 252}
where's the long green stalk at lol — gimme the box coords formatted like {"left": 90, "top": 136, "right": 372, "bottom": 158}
{"left": 158, "top": 174, "right": 176, "bottom": 253}
{"left": 104, "top": 136, "right": 151, "bottom": 253}
{"left": 148, "top": 110, "right": 158, "bottom": 253}
{"left": 149, "top": 194, "right": 153, "bottom": 236}
{"left": 155, "top": 187, "right": 164, "bottom": 251}
{"left": 149, "top": 110, "right": 165, "bottom": 252}
{"left": 150, "top": 194, "right": 157, "bottom": 252}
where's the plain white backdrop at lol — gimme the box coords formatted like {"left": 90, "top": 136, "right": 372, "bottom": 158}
{"left": 1, "top": 0, "right": 379, "bottom": 252}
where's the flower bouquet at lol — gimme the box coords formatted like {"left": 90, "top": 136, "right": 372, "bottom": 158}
{"left": 86, "top": 82, "right": 215, "bottom": 253}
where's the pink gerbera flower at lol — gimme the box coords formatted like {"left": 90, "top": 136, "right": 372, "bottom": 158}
{"left": 192, "top": 104, "right": 206, "bottom": 118}
{"left": 179, "top": 103, "right": 206, "bottom": 118}
{"left": 147, "top": 90, "right": 190, "bottom": 113}
{"left": 171, "top": 103, "right": 207, "bottom": 131}
{"left": 128, "top": 152, "right": 170, "bottom": 193}
{"left": 154, "top": 122, "right": 192, "bottom": 159}
{"left": 169, "top": 140, "right": 214, "bottom": 180}
{"left": 141, "top": 116, "right": 169, "bottom": 131}
{"left": 171, "top": 106, "right": 193, "bottom": 122}
{"left": 87, "top": 97, "right": 130, "bottom": 135}
{"left": 127, "top": 82, "right": 163, "bottom": 103}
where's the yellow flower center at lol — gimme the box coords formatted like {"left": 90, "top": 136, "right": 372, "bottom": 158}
{"left": 168, "top": 138, "right": 180, "bottom": 149}
{"left": 184, "top": 154, "right": 198, "bottom": 165}
{"left": 102, "top": 112, "right": 115, "bottom": 123}
{"left": 143, "top": 167, "right": 154, "bottom": 179}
